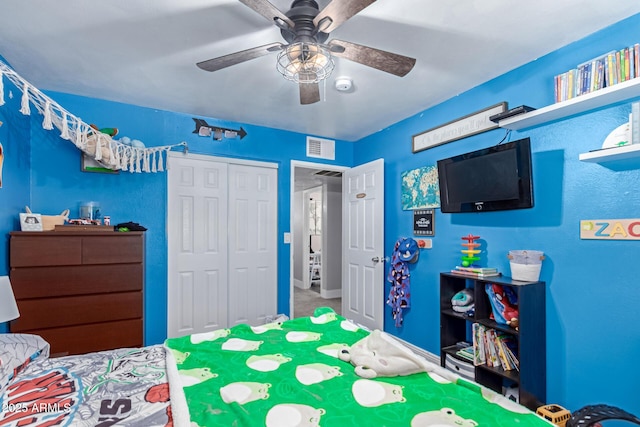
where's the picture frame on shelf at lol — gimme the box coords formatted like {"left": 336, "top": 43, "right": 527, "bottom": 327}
{"left": 19, "top": 212, "right": 43, "bottom": 231}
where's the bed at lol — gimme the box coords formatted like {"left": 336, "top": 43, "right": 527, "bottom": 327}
{"left": 2, "top": 308, "right": 554, "bottom": 427}
{"left": 164, "top": 307, "right": 553, "bottom": 427}
{"left": 0, "top": 334, "right": 171, "bottom": 426}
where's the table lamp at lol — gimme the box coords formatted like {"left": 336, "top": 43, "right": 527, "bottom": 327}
{"left": 0, "top": 276, "right": 20, "bottom": 323}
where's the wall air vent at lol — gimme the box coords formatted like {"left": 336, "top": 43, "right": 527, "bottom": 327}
{"left": 306, "top": 136, "right": 335, "bottom": 160}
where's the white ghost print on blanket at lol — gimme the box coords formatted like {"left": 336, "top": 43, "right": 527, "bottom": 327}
{"left": 251, "top": 322, "right": 284, "bottom": 334}
{"left": 190, "top": 328, "right": 230, "bottom": 344}
{"left": 265, "top": 404, "right": 325, "bottom": 427}
{"left": 246, "top": 354, "right": 292, "bottom": 372}
{"left": 411, "top": 408, "right": 478, "bottom": 426}
{"left": 340, "top": 320, "right": 359, "bottom": 332}
{"left": 316, "top": 343, "right": 349, "bottom": 358}
{"left": 221, "top": 338, "right": 263, "bottom": 351}
{"left": 309, "top": 312, "right": 338, "bottom": 324}
{"left": 352, "top": 379, "right": 406, "bottom": 407}
{"left": 170, "top": 349, "right": 190, "bottom": 365}
{"left": 295, "top": 363, "right": 343, "bottom": 385}
{"left": 220, "top": 382, "right": 271, "bottom": 404}
{"left": 285, "top": 331, "right": 321, "bottom": 342}
{"left": 178, "top": 367, "right": 218, "bottom": 387}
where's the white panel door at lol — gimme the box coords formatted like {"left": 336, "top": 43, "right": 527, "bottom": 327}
{"left": 167, "top": 156, "right": 228, "bottom": 338}
{"left": 342, "top": 159, "right": 385, "bottom": 330}
{"left": 227, "top": 164, "right": 278, "bottom": 326}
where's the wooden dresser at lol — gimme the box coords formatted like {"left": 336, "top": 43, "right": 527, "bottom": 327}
{"left": 9, "top": 231, "right": 145, "bottom": 357}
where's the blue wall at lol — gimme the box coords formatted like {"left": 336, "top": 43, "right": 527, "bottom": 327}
{"left": 1, "top": 13, "right": 640, "bottom": 416}
{"left": 0, "top": 85, "right": 354, "bottom": 342}
{"left": 0, "top": 58, "right": 30, "bottom": 333}
{"left": 356, "top": 13, "right": 640, "bottom": 415}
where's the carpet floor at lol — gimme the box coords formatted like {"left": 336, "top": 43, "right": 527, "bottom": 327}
{"left": 293, "top": 286, "right": 342, "bottom": 318}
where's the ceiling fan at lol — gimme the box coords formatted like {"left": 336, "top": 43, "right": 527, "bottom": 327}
{"left": 196, "top": 0, "right": 416, "bottom": 105}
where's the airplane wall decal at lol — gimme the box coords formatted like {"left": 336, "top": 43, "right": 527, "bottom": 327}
{"left": 192, "top": 118, "right": 248, "bottom": 140}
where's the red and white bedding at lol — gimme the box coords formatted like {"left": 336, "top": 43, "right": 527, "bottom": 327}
{"left": 0, "top": 334, "right": 171, "bottom": 427}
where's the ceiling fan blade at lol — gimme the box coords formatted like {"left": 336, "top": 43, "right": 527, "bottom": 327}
{"left": 239, "top": 0, "right": 295, "bottom": 30}
{"left": 327, "top": 39, "right": 416, "bottom": 77}
{"left": 313, "top": 0, "right": 377, "bottom": 33}
{"left": 299, "top": 80, "right": 320, "bottom": 105}
{"left": 197, "top": 42, "right": 284, "bottom": 72}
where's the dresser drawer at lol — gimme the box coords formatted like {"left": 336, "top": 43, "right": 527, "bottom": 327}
{"left": 11, "top": 264, "right": 143, "bottom": 299}
{"left": 10, "top": 235, "right": 82, "bottom": 267}
{"left": 11, "top": 291, "right": 143, "bottom": 331}
{"left": 82, "top": 234, "right": 143, "bottom": 264}
{"left": 31, "top": 319, "right": 144, "bottom": 357}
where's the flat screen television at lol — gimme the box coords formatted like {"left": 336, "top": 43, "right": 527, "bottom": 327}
{"left": 437, "top": 137, "right": 533, "bottom": 213}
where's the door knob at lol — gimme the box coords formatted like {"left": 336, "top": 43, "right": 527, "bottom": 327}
{"left": 371, "top": 256, "right": 389, "bottom": 263}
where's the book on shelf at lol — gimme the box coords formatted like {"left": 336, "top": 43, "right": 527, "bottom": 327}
{"left": 472, "top": 323, "right": 486, "bottom": 366}
{"left": 455, "top": 346, "right": 475, "bottom": 362}
{"left": 632, "top": 102, "right": 640, "bottom": 146}
{"left": 454, "top": 266, "right": 498, "bottom": 274}
{"left": 451, "top": 267, "right": 500, "bottom": 278}
{"left": 554, "top": 42, "right": 640, "bottom": 103}
{"left": 472, "top": 323, "right": 519, "bottom": 371}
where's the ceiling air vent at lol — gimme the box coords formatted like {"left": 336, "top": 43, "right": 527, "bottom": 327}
{"left": 315, "top": 170, "right": 342, "bottom": 178}
{"left": 306, "top": 136, "right": 335, "bottom": 160}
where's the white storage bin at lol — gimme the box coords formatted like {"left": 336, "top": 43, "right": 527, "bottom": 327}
{"left": 445, "top": 353, "right": 475, "bottom": 381}
{"left": 508, "top": 250, "right": 544, "bottom": 281}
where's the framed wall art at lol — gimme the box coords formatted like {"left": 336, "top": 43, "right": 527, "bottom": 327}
{"left": 412, "top": 102, "right": 507, "bottom": 153}
{"left": 413, "top": 209, "right": 434, "bottom": 236}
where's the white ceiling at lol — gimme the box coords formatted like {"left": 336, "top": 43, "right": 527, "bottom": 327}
{"left": 1, "top": 1, "right": 639, "bottom": 142}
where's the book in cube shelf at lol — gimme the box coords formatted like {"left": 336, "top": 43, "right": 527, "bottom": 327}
{"left": 455, "top": 345, "right": 475, "bottom": 362}
{"left": 472, "top": 323, "right": 519, "bottom": 371}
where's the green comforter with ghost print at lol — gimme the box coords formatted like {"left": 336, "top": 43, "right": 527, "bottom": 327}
{"left": 164, "top": 307, "right": 551, "bottom": 427}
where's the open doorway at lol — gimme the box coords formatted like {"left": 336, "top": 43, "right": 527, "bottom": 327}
{"left": 290, "top": 162, "right": 346, "bottom": 318}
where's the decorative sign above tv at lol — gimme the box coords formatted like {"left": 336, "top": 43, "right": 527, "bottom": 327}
{"left": 412, "top": 102, "right": 507, "bottom": 153}
{"left": 436, "top": 137, "right": 534, "bottom": 213}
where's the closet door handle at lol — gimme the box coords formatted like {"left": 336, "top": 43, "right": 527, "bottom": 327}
{"left": 371, "top": 256, "right": 388, "bottom": 263}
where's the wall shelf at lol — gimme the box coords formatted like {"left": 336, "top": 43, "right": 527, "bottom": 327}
{"left": 579, "top": 143, "right": 640, "bottom": 162}
{"left": 499, "top": 77, "right": 640, "bottom": 131}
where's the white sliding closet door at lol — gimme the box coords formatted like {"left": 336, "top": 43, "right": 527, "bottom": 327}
{"left": 167, "top": 154, "right": 277, "bottom": 338}
{"left": 167, "top": 156, "right": 228, "bottom": 338}
{"left": 227, "top": 164, "right": 278, "bottom": 326}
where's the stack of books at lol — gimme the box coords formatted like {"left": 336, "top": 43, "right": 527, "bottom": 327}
{"left": 472, "top": 323, "right": 519, "bottom": 371}
{"left": 455, "top": 345, "right": 475, "bottom": 363}
{"left": 450, "top": 266, "right": 500, "bottom": 278}
{"left": 554, "top": 42, "right": 640, "bottom": 103}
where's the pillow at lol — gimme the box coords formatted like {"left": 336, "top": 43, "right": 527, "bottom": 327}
{"left": 0, "top": 334, "right": 50, "bottom": 392}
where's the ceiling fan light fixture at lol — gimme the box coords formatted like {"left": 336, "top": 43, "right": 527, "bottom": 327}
{"left": 276, "top": 42, "right": 334, "bottom": 83}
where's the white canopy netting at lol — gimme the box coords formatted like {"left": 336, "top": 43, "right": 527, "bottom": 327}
{"left": 0, "top": 59, "right": 187, "bottom": 173}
